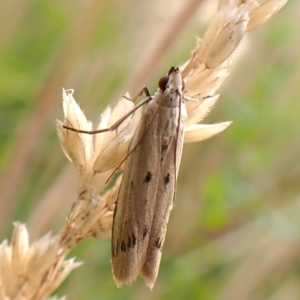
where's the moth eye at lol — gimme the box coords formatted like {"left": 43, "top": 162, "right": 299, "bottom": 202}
{"left": 158, "top": 75, "right": 169, "bottom": 91}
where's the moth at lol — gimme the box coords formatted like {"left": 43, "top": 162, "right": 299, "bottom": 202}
{"left": 63, "top": 66, "right": 188, "bottom": 289}
{"left": 111, "top": 66, "right": 187, "bottom": 289}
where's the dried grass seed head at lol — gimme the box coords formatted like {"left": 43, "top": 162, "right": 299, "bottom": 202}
{"left": 0, "top": 223, "right": 81, "bottom": 299}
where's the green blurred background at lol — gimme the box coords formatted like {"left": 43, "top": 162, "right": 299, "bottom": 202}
{"left": 0, "top": 0, "right": 298, "bottom": 299}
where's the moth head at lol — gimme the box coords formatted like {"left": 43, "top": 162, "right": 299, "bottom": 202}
{"left": 158, "top": 66, "right": 185, "bottom": 93}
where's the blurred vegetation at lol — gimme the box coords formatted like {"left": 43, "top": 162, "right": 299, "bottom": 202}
{"left": 0, "top": 0, "right": 298, "bottom": 299}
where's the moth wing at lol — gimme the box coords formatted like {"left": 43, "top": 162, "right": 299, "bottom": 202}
{"left": 141, "top": 102, "right": 186, "bottom": 289}
{"left": 141, "top": 104, "right": 186, "bottom": 289}
{"left": 111, "top": 98, "right": 162, "bottom": 287}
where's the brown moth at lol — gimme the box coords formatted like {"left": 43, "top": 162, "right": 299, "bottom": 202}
{"left": 111, "top": 66, "right": 187, "bottom": 289}
{"left": 63, "top": 66, "right": 188, "bottom": 289}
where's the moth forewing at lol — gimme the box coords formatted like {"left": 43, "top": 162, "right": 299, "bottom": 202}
{"left": 141, "top": 98, "right": 187, "bottom": 288}
{"left": 112, "top": 67, "right": 187, "bottom": 289}
{"left": 111, "top": 94, "right": 162, "bottom": 287}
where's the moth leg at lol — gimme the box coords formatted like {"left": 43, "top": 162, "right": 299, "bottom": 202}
{"left": 63, "top": 88, "right": 152, "bottom": 135}
{"left": 126, "top": 86, "right": 151, "bottom": 103}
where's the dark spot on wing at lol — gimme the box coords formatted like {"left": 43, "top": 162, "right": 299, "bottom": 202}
{"left": 127, "top": 236, "right": 132, "bottom": 249}
{"left": 123, "top": 233, "right": 137, "bottom": 251}
{"left": 129, "top": 181, "right": 134, "bottom": 201}
{"left": 154, "top": 237, "right": 162, "bottom": 249}
{"left": 164, "top": 173, "right": 170, "bottom": 186}
{"left": 142, "top": 226, "right": 148, "bottom": 240}
{"left": 162, "top": 144, "right": 168, "bottom": 152}
{"left": 117, "top": 232, "right": 136, "bottom": 254}
{"left": 132, "top": 234, "right": 137, "bottom": 246}
{"left": 121, "top": 240, "right": 126, "bottom": 252}
{"left": 144, "top": 171, "right": 152, "bottom": 183}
